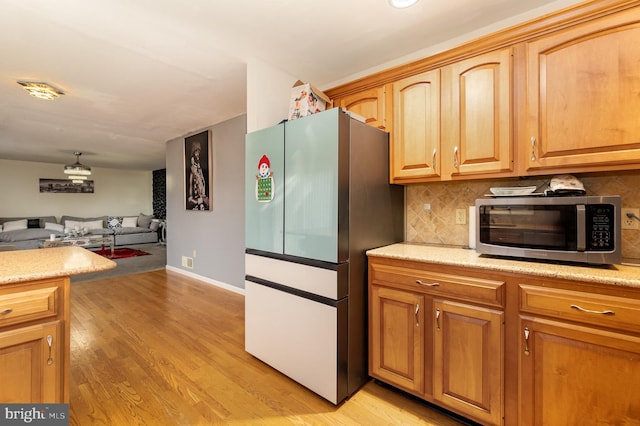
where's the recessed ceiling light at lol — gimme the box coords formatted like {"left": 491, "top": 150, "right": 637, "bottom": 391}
{"left": 389, "top": 0, "right": 419, "bottom": 8}
{"left": 17, "top": 81, "right": 64, "bottom": 100}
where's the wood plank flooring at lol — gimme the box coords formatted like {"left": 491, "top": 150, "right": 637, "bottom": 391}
{"left": 69, "top": 269, "right": 466, "bottom": 425}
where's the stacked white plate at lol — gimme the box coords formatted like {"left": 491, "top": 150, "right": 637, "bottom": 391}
{"left": 488, "top": 186, "right": 538, "bottom": 197}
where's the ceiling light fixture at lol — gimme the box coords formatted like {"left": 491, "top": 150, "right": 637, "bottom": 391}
{"left": 17, "top": 81, "right": 64, "bottom": 100}
{"left": 64, "top": 152, "right": 92, "bottom": 180}
{"left": 389, "top": 0, "right": 419, "bottom": 8}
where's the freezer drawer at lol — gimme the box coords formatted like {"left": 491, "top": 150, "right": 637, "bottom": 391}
{"left": 245, "top": 253, "right": 347, "bottom": 299}
{"left": 244, "top": 280, "right": 348, "bottom": 404}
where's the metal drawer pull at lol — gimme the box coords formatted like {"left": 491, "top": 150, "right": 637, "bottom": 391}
{"left": 524, "top": 327, "right": 530, "bottom": 356}
{"left": 415, "top": 304, "right": 420, "bottom": 327}
{"left": 435, "top": 308, "right": 441, "bottom": 331}
{"left": 570, "top": 304, "right": 615, "bottom": 315}
{"left": 46, "top": 335, "right": 53, "bottom": 365}
{"left": 453, "top": 146, "right": 459, "bottom": 168}
{"left": 0, "top": 308, "right": 13, "bottom": 315}
{"left": 415, "top": 280, "right": 439, "bottom": 287}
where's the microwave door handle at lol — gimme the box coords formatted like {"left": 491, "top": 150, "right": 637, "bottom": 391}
{"left": 576, "top": 205, "right": 586, "bottom": 251}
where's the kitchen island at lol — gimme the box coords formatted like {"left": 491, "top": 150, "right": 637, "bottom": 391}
{"left": 0, "top": 247, "right": 115, "bottom": 403}
{"left": 367, "top": 243, "right": 640, "bottom": 425}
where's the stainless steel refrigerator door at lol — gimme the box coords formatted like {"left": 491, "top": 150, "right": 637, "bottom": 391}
{"left": 245, "top": 125, "right": 285, "bottom": 254}
{"left": 284, "top": 108, "right": 346, "bottom": 263}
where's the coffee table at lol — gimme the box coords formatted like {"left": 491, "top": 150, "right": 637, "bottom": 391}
{"left": 41, "top": 235, "right": 115, "bottom": 256}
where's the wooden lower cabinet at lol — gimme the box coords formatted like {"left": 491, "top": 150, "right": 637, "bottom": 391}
{"left": 0, "top": 321, "right": 61, "bottom": 403}
{"left": 0, "top": 277, "right": 70, "bottom": 403}
{"left": 369, "top": 257, "right": 505, "bottom": 425}
{"left": 433, "top": 300, "right": 503, "bottom": 426}
{"left": 369, "top": 285, "right": 425, "bottom": 394}
{"left": 519, "top": 316, "right": 640, "bottom": 425}
{"left": 369, "top": 254, "right": 640, "bottom": 424}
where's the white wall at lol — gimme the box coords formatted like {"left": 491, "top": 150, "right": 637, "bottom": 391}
{"left": 246, "top": 58, "right": 297, "bottom": 132}
{"left": 0, "top": 159, "right": 153, "bottom": 220}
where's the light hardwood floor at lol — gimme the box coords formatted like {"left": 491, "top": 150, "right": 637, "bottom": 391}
{"left": 69, "top": 269, "right": 467, "bottom": 425}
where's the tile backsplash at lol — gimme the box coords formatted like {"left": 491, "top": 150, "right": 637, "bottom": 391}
{"left": 405, "top": 171, "right": 640, "bottom": 261}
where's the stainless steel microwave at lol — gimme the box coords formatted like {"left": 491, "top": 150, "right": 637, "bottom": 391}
{"left": 475, "top": 195, "right": 621, "bottom": 265}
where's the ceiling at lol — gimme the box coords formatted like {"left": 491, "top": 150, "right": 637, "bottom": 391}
{"left": 0, "top": 0, "right": 577, "bottom": 171}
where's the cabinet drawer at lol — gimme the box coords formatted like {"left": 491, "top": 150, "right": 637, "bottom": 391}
{"left": 370, "top": 262, "right": 504, "bottom": 307}
{"left": 0, "top": 287, "right": 58, "bottom": 328}
{"left": 520, "top": 285, "right": 640, "bottom": 333}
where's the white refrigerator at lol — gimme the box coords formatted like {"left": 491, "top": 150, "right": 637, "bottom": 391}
{"left": 244, "top": 108, "right": 404, "bottom": 404}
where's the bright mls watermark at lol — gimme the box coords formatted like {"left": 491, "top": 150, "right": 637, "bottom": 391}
{"left": 1, "top": 404, "right": 68, "bottom": 425}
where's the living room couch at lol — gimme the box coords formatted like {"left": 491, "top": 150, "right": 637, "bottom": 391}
{"left": 0, "top": 214, "right": 159, "bottom": 250}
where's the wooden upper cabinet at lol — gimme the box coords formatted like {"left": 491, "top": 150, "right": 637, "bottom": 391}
{"left": 392, "top": 69, "right": 441, "bottom": 181}
{"left": 335, "top": 85, "right": 388, "bottom": 130}
{"left": 522, "top": 7, "right": 640, "bottom": 174}
{"left": 442, "top": 48, "right": 513, "bottom": 179}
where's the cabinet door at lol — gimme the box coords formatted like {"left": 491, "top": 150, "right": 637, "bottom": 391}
{"left": 523, "top": 8, "right": 640, "bottom": 173}
{"left": 442, "top": 48, "right": 513, "bottom": 179}
{"left": 392, "top": 70, "right": 440, "bottom": 181}
{"left": 370, "top": 285, "right": 425, "bottom": 394}
{"left": 337, "top": 85, "right": 388, "bottom": 130}
{"left": 0, "top": 321, "right": 61, "bottom": 403}
{"left": 433, "top": 300, "right": 504, "bottom": 426}
{"left": 519, "top": 316, "right": 640, "bottom": 425}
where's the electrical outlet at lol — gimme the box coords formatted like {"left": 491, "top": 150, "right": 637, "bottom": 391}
{"left": 455, "top": 208, "right": 467, "bottom": 225}
{"left": 622, "top": 208, "right": 639, "bottom": 230}
{"left": 182, "top": 256, "right": 193, "bottom": 268}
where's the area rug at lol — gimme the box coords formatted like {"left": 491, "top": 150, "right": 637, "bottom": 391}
{"left": 92, "top": 247, "right": 151, "bottom": 260}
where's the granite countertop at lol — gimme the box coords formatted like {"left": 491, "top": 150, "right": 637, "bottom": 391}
{"left": 367, "top": 243, "right": 640, "bottom": 289}
{"left": 0, "top": 246, "right": 116, "bottom": 284}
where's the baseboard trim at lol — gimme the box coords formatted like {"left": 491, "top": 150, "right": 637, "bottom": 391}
{"left": 165, "top": 265, "right": 245, "bottom": 296}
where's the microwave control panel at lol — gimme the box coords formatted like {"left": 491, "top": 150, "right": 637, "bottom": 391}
{"left": 587, "top": 205, "right": 614, "bottom": 250}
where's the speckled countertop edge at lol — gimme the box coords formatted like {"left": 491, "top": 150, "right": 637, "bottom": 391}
{"left": 367, "top": 243, "right": 640, "bottom": 289}
{"left": 0, "top": 246, "right": 116, "bottom": 284}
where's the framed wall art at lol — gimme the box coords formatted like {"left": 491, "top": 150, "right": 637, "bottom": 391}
{"left": 184, "top": 130, "right": 212, "bottom": 211}
{"left": 40, "top": 178, "right": 94, "bottom": 193}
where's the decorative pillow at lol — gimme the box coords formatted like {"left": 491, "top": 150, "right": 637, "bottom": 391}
{"left": 64, "top": 219, "right": 103, "bottom": 231}
{"left": 2, "top": 219, "right": 27, "bottom": 232}
{"left": 107, "top": 216, "right": 123, "bottom": 229}
{"left": 27, "top": 218, "right": 40, "bottom": 229}
{"left": 122, "top": 216, "right": 138, "bottom": 227}
{"left": 83, "top": 220, "right": 104, "bottom": 230}
{"left": 149, "top": 220, "right": 160, "bottom": 231}
{"left": 138, "top": 213, "right": 154, "bottom": 229}
{"left": 45, "top": 222, "right": 64, "bottom": 232}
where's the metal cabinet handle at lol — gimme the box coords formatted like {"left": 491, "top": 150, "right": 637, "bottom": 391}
{"left": 415, "top": 304, "right": 420, "bottom": 327}
{"left": 435, "top": 308, "right": 441, "bottom": 331}
{"left": 570, "top": 304, "right": 615, "bottom": 316}
{"left": 432, "top": 149, "right": 437, "bottom": 172}
{"left": 453, "top": 146, "right": 459, "bottom": 168}
{"left": 530, "top": 137, "right": 536, "bottom": 161}
{"left": 524, "top": 327, "right": 530, "bottom": 356}
{"left": 0, "top": 308, "right": 13, "bottom": 315}
{"left": 416, "top": 280, "right": 439, "bottom": 287}
{"left": 46, "top": 335, "right": 53, "bottom": 365}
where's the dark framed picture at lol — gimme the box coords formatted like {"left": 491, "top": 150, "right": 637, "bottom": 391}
{"left": 40, "top": 178, "right": 94, "bottom": 193}
{"left": 184, "top": 130, "right": 212, "bottom": 211}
